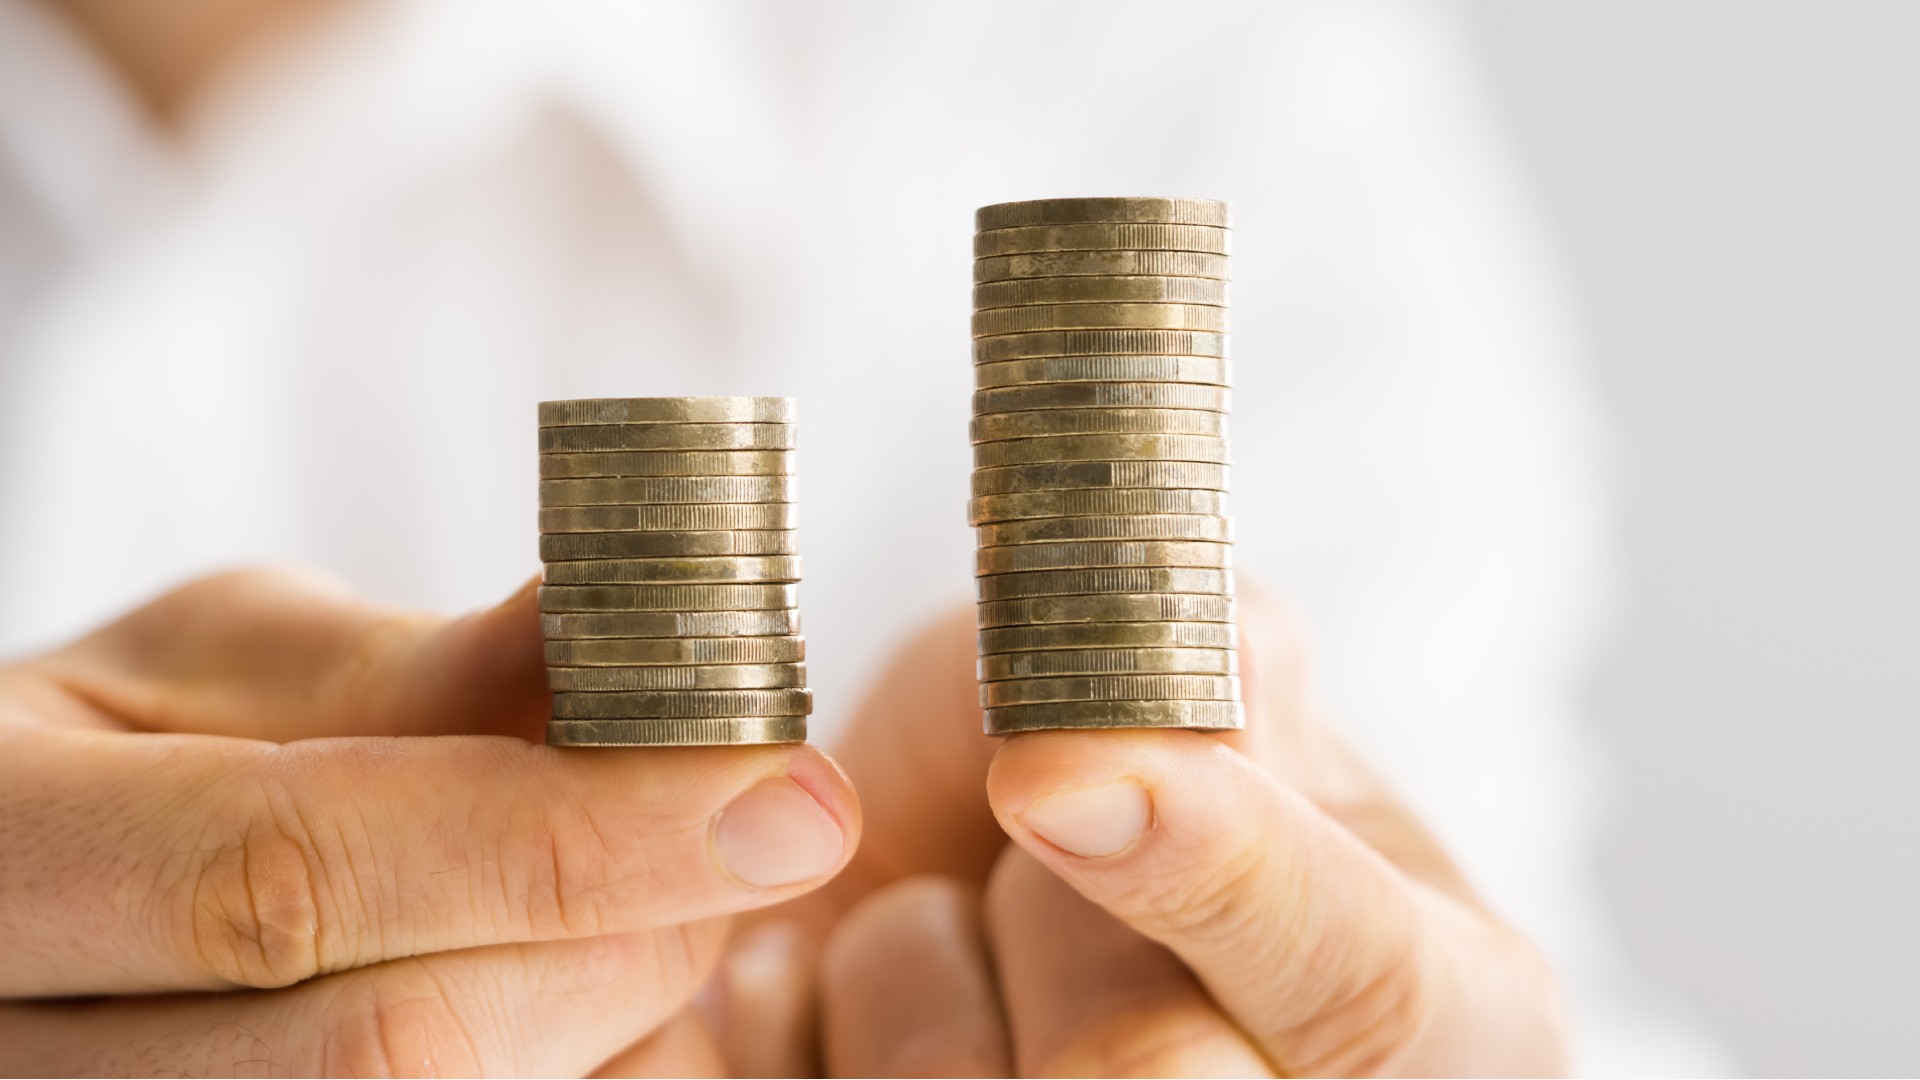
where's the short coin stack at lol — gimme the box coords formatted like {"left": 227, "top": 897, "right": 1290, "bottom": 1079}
{"left": 538, "top": 397, "right": 810, "bottom": 746}
{"left": 971, "top": 197, "right": 1243, "bottom": 735}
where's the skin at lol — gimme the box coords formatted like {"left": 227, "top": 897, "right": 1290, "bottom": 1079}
{"left": 0, "top": 568, "right": 862, "bottom": 1076}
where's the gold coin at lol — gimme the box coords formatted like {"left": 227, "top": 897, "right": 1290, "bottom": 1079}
{"left": 969, "top": 488, "right": 1227, "bottom": 524}
{"left": 974, "top": 223, "right": 1230, "bottom": 258}
{"left": 972, "top": 460, "right": 1230, "bottom": 497}
{"left": 547, "top": 663, "right": 807, "bottom": 691}
{"left": 973, "top": 382, "right": 1229, "bottom": 415}
{"left": 539, "top": 397, "right": 796, "bottom": 427}
{"left": 540, "top": 503, "right": 797, "bottom": 533}
{"left": 976, "top": 592, "right": 1235, "bottom": 629}
{"left": 539, "top": 424, "right": 794, "bottom": 453}
{"left": 981, "top": 674, "right": 1240, "bottom": 708}
{"left": 547, "top": 716, "right": 807, "bottom": 746}
{"left": 973, "top": 303, "right": 1229, "bottom": 338}
{"left": 973, "top": 275, "right": 1229, "bottom": 311}
{"left": 975, "top": 197, "right": 1231, "bottom": 231}
{"left": 975, "top": 567, "right": 1234, "bottom": 601}
{"left": 541, "top": 609, "right": 800, "bottom": 639}
{"left": 541, "top": 530, "right": 797, "bottom": 561}
{"left": 540, "top": 450, "right": 794, "bottom": 478}
{"left": 542, "top": 556, "right": 802, "bottom": 585}
{"left": 539, "top": 475, "right": 796, "bottom": 507}
{"left": 971, "top": 408, "right": 1226, "bottom": 444}
{"left": 539, "top": 583, "right": 798, "bottom": 612}
{"left": 545, "top": 635, "right": 805, "bottom": 666}
{"left": 974, "top": 330, "right": 1226, "bottom": 364}
{"left": 973, "top": 434, "right": 1228, "bottom": 469}
{"left": 980, "top": 620, "right": 1237, "bottom": 653}
{"left": 975, "top": 250, "right": 1230, "bottom": 284}
{"left": 976, "top": 540, "right": 1231, "bottom": 575}
{"left": 977, "top": 514, "right": 1232, "bottom": 546}
{"left": 974, "top": 355, "right": 1231, "bottom": 389}
{"left": 983, "top": 699, "right": 1244, "bottom": 734}
{"left": 551, "top": 688, "right": 813, "bottom": 719}
{"left": 979, "top": 647, "right": 1238, "bottom": 680}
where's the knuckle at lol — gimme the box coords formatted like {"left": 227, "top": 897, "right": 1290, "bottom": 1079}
{"left": 1110, "top": 830, "right": 1269, "bottom": 945}
{"left": 320, "top": 963, "right": 486, "bottom": 1078}
{"left": 177, "top": 783, "right": 327, "bottom": 988}
{"left": 522, "top": 790, "right": 621, "bottom": 939}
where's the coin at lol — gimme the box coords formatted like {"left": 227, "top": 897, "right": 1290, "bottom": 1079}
{"left": 541, "top": 609, "right": 801, "bottom": 639}
{"left": 970, "top": 408, "right": 1226, "bottom": 443}
{"left": 975, "top": 197, "right": 1232, "bottom": 231}
{"left": 973, "top": 223, "right": 1231, "bottom": 258}
{"left": 977, "top": 514, "right": 1232, "bottom": 546}
{"left": 983, "top": 699, "right": 1244, "bottom": 734}
{"left": 969, "top": 488, "right": 1227, "bottom": 524}
{"left": 972, "top": 434, "right": 1229, "bottom": 469}
{"left": 551, "top": 688, "right": 813, "bottom": 719}
{"left": 973, "top": 275, "right": 1229, "bottom": 311}
{"left": 545, "top": 636, "right": 806, "bottom": 666}
{"left": 974, "top": 355, "right": 1232, "bottom": 389}
{"left": 975, "top": 566, "right": 1234, "bottom": 601}
{"left": 539, "top": 475, "right": 796, "bottom": 506}
{"left": 979, "top": 647, "right": 1238, "bottom": 680}
{"left": 539, "top": 424, "right": 795, "bottom": 453}
{"left": 973, "top": 382, "right": 1229, "bottom": 414}
{"left": 974, "top": 330, "right": 1227, "bottom": 364}
{"left": 547, "top": 716, "right": 807, "bottom": 746}
{"left": 971, "top": 460, "right": 1230, "bottom": 496}
{"left": 539, "top": 503, "right": 797, "bottom": 532}
{"left": 540, "top": 530, "right": 798, "bottom": 561}
{"left": 979, "top": 620, "right": 1238, "bottom": 653}
{"left": 976, "top": 540, "right": 1231, "bottom": 574}
{"left": 539, "top": 397, "right": 797, "bottom": 427}
{"left": 974, "top": 250, "right": 1230, "bottom": 284}
{"left": 976, "top": 592, "right": 1235, "bottom": 628}
{"left": 539, "top": 583, "right": 798, "bottom": 612}
{"left": 981, "top": 674, "right": 1240, "bottom": 707}
{"left": 540, "top": 450, "right": 795, "bottom": 478}
{"left": 541, "top": 556, "right": 802, "bottom": 585}
{"left": 973, "top": 303, "right": 1230, "bottom": 337}
{"left": 547, "top": 663, "right": 807, "bottom": 691}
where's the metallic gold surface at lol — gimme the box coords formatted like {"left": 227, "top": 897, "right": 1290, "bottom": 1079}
{"left": 540, "top": 609, "right": 801, "bottom": 639}
{"left": 540, "top": 530, "right": 797, "bottom": 561}
{"left": 541, "top": 556, "right": 802, "bottom": 585}
{"left": 538, "top": 583, "right": 798, "bottom": 612}
{"left": 976, "top": 592, "right": 1235, "bottom": 629}
{"left": 974, "top": 355, "right": 1231, "bottom": 389}
{"left": 973, "top": 381, "right": 1230, "bottom": 414}
{"left": 539, "top": 503, "right": 797, "bottom": 533}
{"left": 972, "top": 303, "right": 1229, "bottom": 338}
{"left": 972, "top": 275, "right": 1229, "bottom": 311}
{"left": 974, "top": 197, "right": 1231, "bottom": 231}
{"left": 970, "top": 408, "right": 1226, "bottom": 443}
{"left": 547, "top": 716, "right": 807, "bottom": 746}
{"left": 539, "top": 423, "right": 795, "bottom": 453}
{"left": 981, "top": 673, "right": 1240, "bottom": 708}
{"left": 969, "top": 488, "right": 1227, "bottom": 524}
{"left": 539, "top": 475, "right": 795, "bottom": 506}
{"left": 970, "top": 460, "right": 1230, "bottom": 497}
{"left": 974, "top": 566, "right": 1233, "bottom": 601}
{"left": 978, "top": 647, "right": 1238, "bottom": 680}
{"left": 983, "top": 699, "right": 1244, "bottom": 734}
{"left": 973, "top": 250, "right": 1230, "bottom": 284}
{"left": 976, "top": 513, "right": 1233, "bottom": 546}
{"left": 545, "top": 635, "right": 806, "bottom": 666}
{"left": 539, "top": 450, "right": 794, "bottom": 478}
{"left": 978, "top": 620, "right": 1238, "bottom": 654}
{"left": 975, "top": 539, "right": 1232, "bottom": 575}
{"left": 972, "top": 433, "right": 1229, "bottom": 469}
{"left": 547, "top": 663, "right": 807, "bottom": 691}
{"left": 973, "top": 223, "right": 1231, "bottom": 258}
{"left": 539, "top": 397, "right": 797, "bottom": 427}
{"left": 974, "top": 329, "right": 1227, "bottom": 363}
{"left": 551, "top": 688, "right": 813, "bottom": 719}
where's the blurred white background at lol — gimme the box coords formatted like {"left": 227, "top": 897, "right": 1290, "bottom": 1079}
{"left": 1464, "top": 2, "right": 1920, "bottom": 1074}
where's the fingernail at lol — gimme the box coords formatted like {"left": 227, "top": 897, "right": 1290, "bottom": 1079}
{"left": 1018, "top": 780, "right": 1152, "bottom": 858}
{"left": 714, "top": 778, "right": 844, "bottom": 888}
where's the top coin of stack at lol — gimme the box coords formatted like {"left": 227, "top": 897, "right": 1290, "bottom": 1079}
{"left": 537, "top": 397, "right": 810, "bottom": 746}
{"left": 971, "top": 198, "right": 1243, "bottom": 735}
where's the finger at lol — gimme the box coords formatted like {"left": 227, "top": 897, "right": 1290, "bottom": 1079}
{"left": 820, "top": 876, "right": 1010, "bottom": 1078}
{"left": 0, "top": 726, "right": 859, "bottom": 996}
{"left": 704, "top": 921, "right": 819, "bottom": 1078}
{"left": 594, "top": 1007, "right": 728, "bottom": 1078}
{"left": 984, "top": 846, "right": 1272, "bottom": 1078}
{"left": 31, "top": 566, "right": 548, "bottom": 741}
{"left": 1, "top": 921, "right": 726, "bottom": 1077}
{"left": 989, "top": 729, "right": 1543, "bottom": 1074}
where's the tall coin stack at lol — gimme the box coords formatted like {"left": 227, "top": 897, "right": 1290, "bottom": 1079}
{"left": 538, "top": 397, "right": 810, "bottom": 746}
{"left": 971, "top": 197, "right": 1243, "bottom": 735}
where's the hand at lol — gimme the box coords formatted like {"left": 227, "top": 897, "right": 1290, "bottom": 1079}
{"left": 0, "top": 567, "right": 861, "bottom": 1077}
{"left": 790, "top": 588, "right": 1567, "bottom": 1076}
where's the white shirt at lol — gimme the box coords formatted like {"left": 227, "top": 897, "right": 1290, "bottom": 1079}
{"left": 0, "top": 0, "right": 1727, "bottom": 1070}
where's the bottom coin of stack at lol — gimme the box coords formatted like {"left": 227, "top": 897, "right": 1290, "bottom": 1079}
{"left": 970, "top": 196, "right": 1244, "bottom": 734}
{"left": 537, "top": 397, "right": 810, "bottom": 746}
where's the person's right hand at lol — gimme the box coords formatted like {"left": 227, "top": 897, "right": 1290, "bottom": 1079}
{"left": 0, "top": 567, "right": 860, "bottom": 1077}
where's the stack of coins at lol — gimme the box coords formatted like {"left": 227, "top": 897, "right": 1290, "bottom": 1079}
{"left": 971, "top": 198, "right": 1243, "bottom": 735}
{"left": 537, "top": 398, "right": 810, "bottom": 746}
